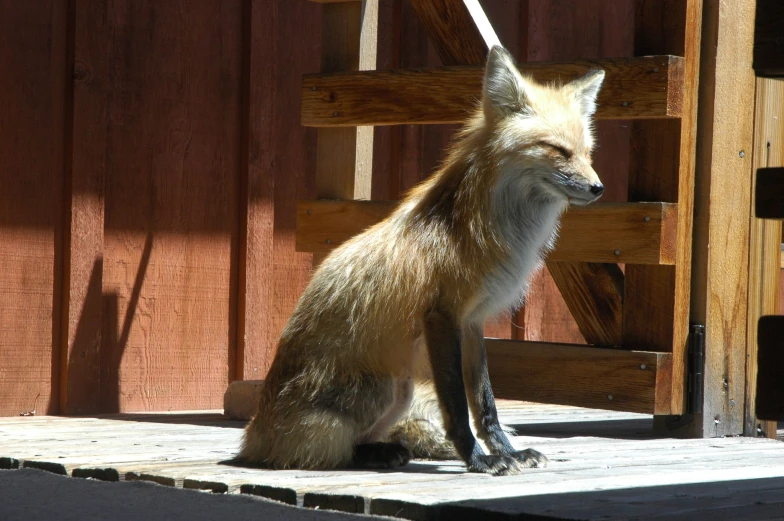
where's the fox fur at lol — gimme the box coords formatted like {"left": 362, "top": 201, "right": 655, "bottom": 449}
{"left": 240, "top": 45, "right": 605, "bottom": 475}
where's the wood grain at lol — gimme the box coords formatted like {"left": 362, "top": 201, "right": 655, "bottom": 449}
{"left": 296, "top": 200, "right": 678, "bottom": 264}
{"left": 91, "top": 1, "right": 242, "bottom": 411}
{"left": 302, "top": 56, "right": 683, "bottom": 126}
{"left": 745, "top": 79, "right": 784, "bottom": 437}
{"left": 486, "top": 339, "right": 672, "bottom": 414}
{"left": 409, "top": 0, "right": 492, "bottom": 66}
{"left": 753, "top": 0, "right": 784, "bottom": 78}
{"left": 624, "top": 0, "right": 702, "bottom": 419}
{"left": 547, "top": 262, "right": 623, "bottom": 347}
{"left": 689, "top": 0, "right": 757, "bottom": 436}
{"left": 63, "top": 0, "right": 107, "bottom": 414}
{"left": 0, "top": 1, "right": 67, "bottom": 416}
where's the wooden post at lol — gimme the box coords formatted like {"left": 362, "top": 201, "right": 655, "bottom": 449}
{"left": 688, "top": 0, "right": 757, "bottom": 436}
{"left": 745, "top": 79, "right": 784, "bottom": 438}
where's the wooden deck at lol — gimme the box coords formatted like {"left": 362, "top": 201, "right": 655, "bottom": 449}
{"left": 2, "top": 402, "right": 784, "bottom": 520}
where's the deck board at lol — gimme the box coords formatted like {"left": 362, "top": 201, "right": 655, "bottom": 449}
{"left": 2, "top": 402, "right": 784, "bottom": 520}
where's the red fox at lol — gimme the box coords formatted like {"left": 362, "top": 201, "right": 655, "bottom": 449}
{"left": 240, "top": 45, "right": 605, "bottom": 475}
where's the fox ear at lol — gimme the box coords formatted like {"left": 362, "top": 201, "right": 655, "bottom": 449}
{"left": 569, "top": 69, "right": 605, "bottom": 117}
{"left": 483, "top": 45, "right": 530, "bottom": 118}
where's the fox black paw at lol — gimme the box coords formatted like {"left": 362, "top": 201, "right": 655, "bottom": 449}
{"left": 353, "top": 442, "right": 412, "bottom": 469}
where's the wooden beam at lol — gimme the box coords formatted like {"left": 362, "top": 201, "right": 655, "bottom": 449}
{"left": 689, "top": 0, "right": 757, "bottom": 436}
{"left": 315, "top": 0, "right": 377, "bottom": 205}
{"left": 296, "top": 200, "right": 678, "bottom": 265}
{"left": 302, "top": 56, "right": 684, "bottom": 126}
{"left": 755, "top": 168, "right": 784, "bottom": 219}
{"left": 746, "top": 79, "right": 784, "bottom": 437}
{"left": 624, "top": 0, "right": 702, "bottom": 420}
{"left": 753, "top": 0, "right": 784, "bottom": 78}
{"left": 547, "top": 262, "right": 623, "bottom": 347}
{"left": 756, "top": 316, "right": 784, "bottom": 421}
{"left": 486, "top": 339, "right": 673, "bottom": 415}
{"left": 409, "top": 0, "right": 495, "bottom": 66}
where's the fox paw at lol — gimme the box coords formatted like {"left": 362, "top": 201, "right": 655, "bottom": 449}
{"left": 467, "top": 454, "right": 528, "bottom": 476}
{"left": 353, "top": 442, "right": 412, "bottom": 469}
{"left": 511, "top": 448, "right": 549, "bottom": 468}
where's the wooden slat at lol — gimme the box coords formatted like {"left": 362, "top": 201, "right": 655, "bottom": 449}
{"left": 409, "top": 0, "right": 494, "bottom": 66}
{"left": 301, "top": 56, "right": 684, "bottom": 126}
{"left": 296, "top": 200, "right": 678, "bottom": 265}
{"left": 547, "top": 262, "right": 624, "bottom": 347}
{"left": 756, "top": 316, "right": 784, "bottom": 421}
{"left": 63, "top": 0, "right": 108, "bottom": 414}
{"left": 745, "top": 79, "right": 784, "bottom": 437}
{"left": 755, "top": 168, "right": 784, "bottom": 219}
{"left": 689, "top": 0, "right": 757, "bottom": 436}
{"left": 486, "top": 339, "right": 673, "bottom": 414}
{"left": 624, "top": 0, "right": 702, "bottom": 419}
{"left": 0, "top": 1, "right": 67, "bottom": 416}
{"left": 753, "top": 0, "right": 784, "bottom": 78}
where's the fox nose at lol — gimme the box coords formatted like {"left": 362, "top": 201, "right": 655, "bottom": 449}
{"left": 590, "top": 184, "right": 604, "bottom": 196}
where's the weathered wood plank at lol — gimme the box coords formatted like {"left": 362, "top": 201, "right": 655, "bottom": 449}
{"left": 745, "top": 79, "right": 784, "bottom": 437}
{"left": 624, "top": 0, "right": 702, "bottom": 419}
{"left": 753, "top": 0, "right": 784, "bottom": 78}
{"left": 296, "top": 200, "right": 678, "bottom": 265}
{"left": 755, "top": 168, "right": 784, "bottom": 219}
{"left": 485, "top": 340, "right": 672, "bottom": 414}
{"left": 302, "top": 56, "right": 683, "bottom": 126}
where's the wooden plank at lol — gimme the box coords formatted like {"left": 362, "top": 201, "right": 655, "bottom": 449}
{"left": 315, "top": 1, "right": 377, "bottom": 205}
{"left": 89, "top": 1, "right": 242, "bottom": 411}
{"left": 63, "top": 0, "right": 107, "bottom": 414}
{"left": 624, "top": 0, "right": 702, "bottom": 419}
{"left": 756, "top": 316, "right": 784, "bottom": 421}
{"left": 239, "top": 0, "right": 322, "bottom": 382}
{"left": 746, "top": 79, "right": 784, "bottom": 436}
{"left": 753, "top": 0, "right": 784, "bottom": 78}
{"left": 301, "top": 56, "right": 684, "bottom": 126}
{"left": 409, "top": 0, "right": 494, "bottom": 66}
{"left": 486, "top": 340, "right": 672, "bottom": 414}
{"left": 755, "top": 168, "right": 784, "bottom": 219}
{"left": 296, "top": 200, "right": 678, "bottom": 264}
{"left": 546, "top": 262, "right": 623, "bottom": 347}
{"left": 0, "top": 0, "right": 67, "bottom": 416}
{"left": 688, "top": 0, "right": 757, "bottom": 436}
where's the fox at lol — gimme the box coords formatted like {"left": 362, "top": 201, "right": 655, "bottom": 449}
{"left": 239, "top": 45, "right": 605, "bottom": 475}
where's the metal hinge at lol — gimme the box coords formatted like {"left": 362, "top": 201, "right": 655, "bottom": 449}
{"left": 687, "top": 324, "right": 705, "bottom": 414}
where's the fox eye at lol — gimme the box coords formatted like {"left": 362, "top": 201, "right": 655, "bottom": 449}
{"left": 539, "top": 141, "right": 573, "bottom": 159}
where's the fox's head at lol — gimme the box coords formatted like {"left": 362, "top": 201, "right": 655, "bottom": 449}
{"left": 482, "top": 46, "right": 605, "bottom": 206}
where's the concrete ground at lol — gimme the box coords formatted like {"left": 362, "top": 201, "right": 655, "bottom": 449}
{"left": 0, "top": 469, "right": 390, "bottom": 521}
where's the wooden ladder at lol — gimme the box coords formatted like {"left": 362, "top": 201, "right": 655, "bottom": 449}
{"left": 298, "top": 0, "right": 767, "bottom": 436}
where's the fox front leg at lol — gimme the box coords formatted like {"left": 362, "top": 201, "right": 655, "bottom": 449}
{"left": 462, "top": 323, "right": 548, "bottom": 469}
{"left": 424, "top": 307, "right": 529, "bottom": 476}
